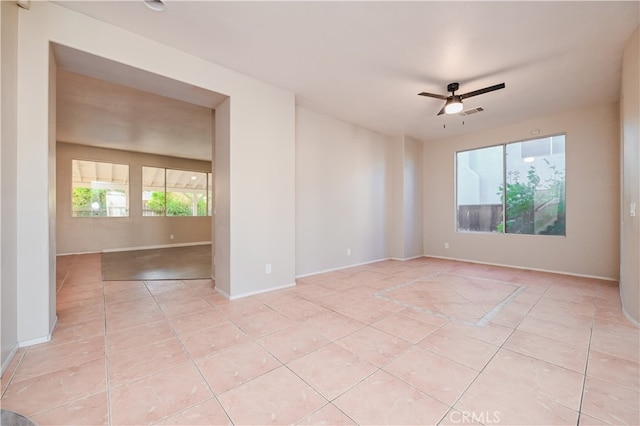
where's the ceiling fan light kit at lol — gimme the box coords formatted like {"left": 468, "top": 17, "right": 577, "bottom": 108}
{"left": 419, "top": 82, "right": 505, "bottom": 116}
{"left": 444, "top": 96, "right": 464, "bottom": 114}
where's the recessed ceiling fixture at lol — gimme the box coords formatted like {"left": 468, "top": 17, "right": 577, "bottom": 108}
{"left": 418, "top": 82, "right": 505, "bottom": 116}
{"left": 143, "top": 0, "right": 165, "bottom": 12}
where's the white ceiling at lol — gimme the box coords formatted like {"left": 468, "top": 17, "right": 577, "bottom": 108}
{"left": 54, "top": 1, "right": 638, "bottom": 156}
{"left": 55, "top": 44, "right": 226, "bottom": 160}
{"left": 57, "top": 68, "right": 217, "bottom": 160}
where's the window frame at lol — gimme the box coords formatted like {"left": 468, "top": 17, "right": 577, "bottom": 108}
{"left": 455, "top": 133, "right": 566, "bottom": 236}
{"left": 142, "top": 165, "right": 213, "bottom": 218}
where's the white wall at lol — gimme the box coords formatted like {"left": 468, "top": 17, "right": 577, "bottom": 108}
{"left": 16, "top": 1, "right": 296, "bottom": 344}
{"left": 214, "top": 99, "right": 230, "bottom": 295}
{"left": 15, "top": 4, "right": 56, "bottom": 345}
{"left": 47, "top": 45, "right": 57, "bottom": 334}
{"left": 229, "top": 89, "right": 295, "bottom": 298}
{"left": 424, "top": 102, "right": 620, "bottom": 279}
{"left": 620, "top": 27, "right": 639, "bottom": 323}
{"left": 56, "top": 143, "right": 213, "bottom": 254}
{"left": 391, "top": 135, "right": 425, "bottom": 260}
{"left": 391, "top": 136, "right": 404, "bottom": 259}
{"left": 296, "top": 107, "right": 392, "bottom": 276}
{"left": 1, "top": 0, "right": 19, "bottom": 373}
{"left": 403, "top": 136, "right": 424, "bottom": 259}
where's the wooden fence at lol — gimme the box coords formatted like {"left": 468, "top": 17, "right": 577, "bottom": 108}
{"left": 457, "top": 204, "right": 503, "bottom": 232}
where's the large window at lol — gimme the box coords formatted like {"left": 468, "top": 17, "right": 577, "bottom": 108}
{"left": 72, "top": 160, "right": 129, "bottom": 217}
{"left": 456, "top": 135, "right": 565, "bottom": 235}
{"left": 142, "top": 166, "right": 212, "bottom": 217}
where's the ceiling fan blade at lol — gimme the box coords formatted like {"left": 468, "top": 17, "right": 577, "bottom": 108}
{"left": 459, "top": 83, "right": 505, "bottom": 100}
{"left": 437, "top": 105, "right": 446, "bottom": 116}
{"left": 418, "top": 91, "right": 448, "bottom": 100}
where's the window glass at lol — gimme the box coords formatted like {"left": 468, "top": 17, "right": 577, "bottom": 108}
{"left": 165, "top": 169, "right": 208, "bottom": 217}
{"left": 142, "top": 166, "right": 211, "bottom": 217}
{"left": 456, "top": 145, "right": 503, "bottom": 232}
{"left": 504, "top": 135, "right": 566, "bottom": 235}
{"left": 72, "top": 160, "right": 129, "bottom": 217}
{"left": 142, "top": 166, "right": 166, "bottom": 216}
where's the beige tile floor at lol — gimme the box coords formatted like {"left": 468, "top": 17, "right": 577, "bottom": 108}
{"left": 1, "top": 254, "right": 639, "bottom": 425}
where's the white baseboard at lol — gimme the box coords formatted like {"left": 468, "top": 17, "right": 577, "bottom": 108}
{"left": 102, "top": 241, "right": 211, "bottom": 253}
{"left": 296, "top": 257, "right": 392, "bottom": 279}
{"left": 296, "top": 254, "right": 618, "bottom": 283}
{"left": 425, "top": 255, "right": 618, "bottom": 282}
{"left": 56, "top": 241, "right": 212, "bottom": 256}
{"left": 56, "top": 251, "right": 101, "bottom": 256}
{"left": 18, "top": 315, "right": 57, "bottom": 348}
{"left": 622, "top": 305, "right": 640, "bottom": 327}
{"left": 390, "top": 255, "right": 425, "bottom": 261}
{"left": 215, "top": 287, "right": 231, "bottom": 299}
{"left": 227, "top": 282, "right": 297, "bottom": 300}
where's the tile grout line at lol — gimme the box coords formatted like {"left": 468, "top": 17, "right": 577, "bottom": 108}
{"left": 255, "top": 272, "right": 510, "bottom": 425}
{"left": 193, "top": 291, "right": 343, "bottom": 425}
{"left": 150, "top": 279, "right": 237, "bottom": 426}
{"left": 433, "top": 279, "right": 553, "bottom": 424}
{"left": 7, "top": 259, "right": 106, "bottom": 421}
{"left": 234, "top": 289, "right": 401, "bottom": 425}
{"left": 0, "top": 347, "right": 28, "bottom": 400}
{"left": 274, "top": 296, "right": 454, "bottom": 424}
{"left": 55, "top": 253, "right": 77, "bottom": 295}
{"left": 575, "top": 285, "right": 598, "bottom": 426}
{"left": 22, "top": 257, "right": 632, "bottom": 425}
{"left": 102, "top": 269, "right": 113, "bottom": 426}
{"left": 473, "top": 285, "right": 527, "bottom": 327}
{"left": 448, "top": 274, "right": 524, "bottom": 322}
{"left": 433, "top": 324, "right": 517, "bottom": 425}
{"left": 280, "top": 362, "right": 360, "bottom": 424}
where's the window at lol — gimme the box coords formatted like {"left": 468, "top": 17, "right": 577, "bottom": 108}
{"left": 142, "top": 166, "right": 165, "bottom": 216}
{"left": 456, "top": 135, "right": 565, "bottom": 235}
{"left": 207, "top": 172, "right": 213, "bottom": 216}
{"left": 142, "top": 166, "right": 212, "bottom": 217}
{"left": 456, "top": 145, "right": 503, "bottom": 233}
{"left": 72, "top": 160, "right": 129, "bottom": 217}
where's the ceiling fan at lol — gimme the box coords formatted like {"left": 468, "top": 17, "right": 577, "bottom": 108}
{"left": 418, "top": 82, "right": 505, "bottom": 116}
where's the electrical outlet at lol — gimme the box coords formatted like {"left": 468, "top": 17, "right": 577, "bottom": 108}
{"left": 347, "top": 248, "right": 351, "bottom": 256}
{"left": 265, "top": 264, "right": 272, "bottom": 274}
{"left": 170, "top": 234, "right": 174, "bottom": 240}
{"left": 444, "top": 242, "right": 449, "bottom": 249}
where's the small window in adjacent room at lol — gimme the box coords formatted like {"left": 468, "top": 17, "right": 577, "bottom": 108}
{"left": 142, "top": 166, "right": 211, "bottom": 217}
{"left": 72, "top": 160, "right": 129, "bottom": 217}
{"left": 456, "top": 134, "right": 566, "bottom": 235}
{"left": 142, "top": 166, "right": 166, "bottom": 216}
